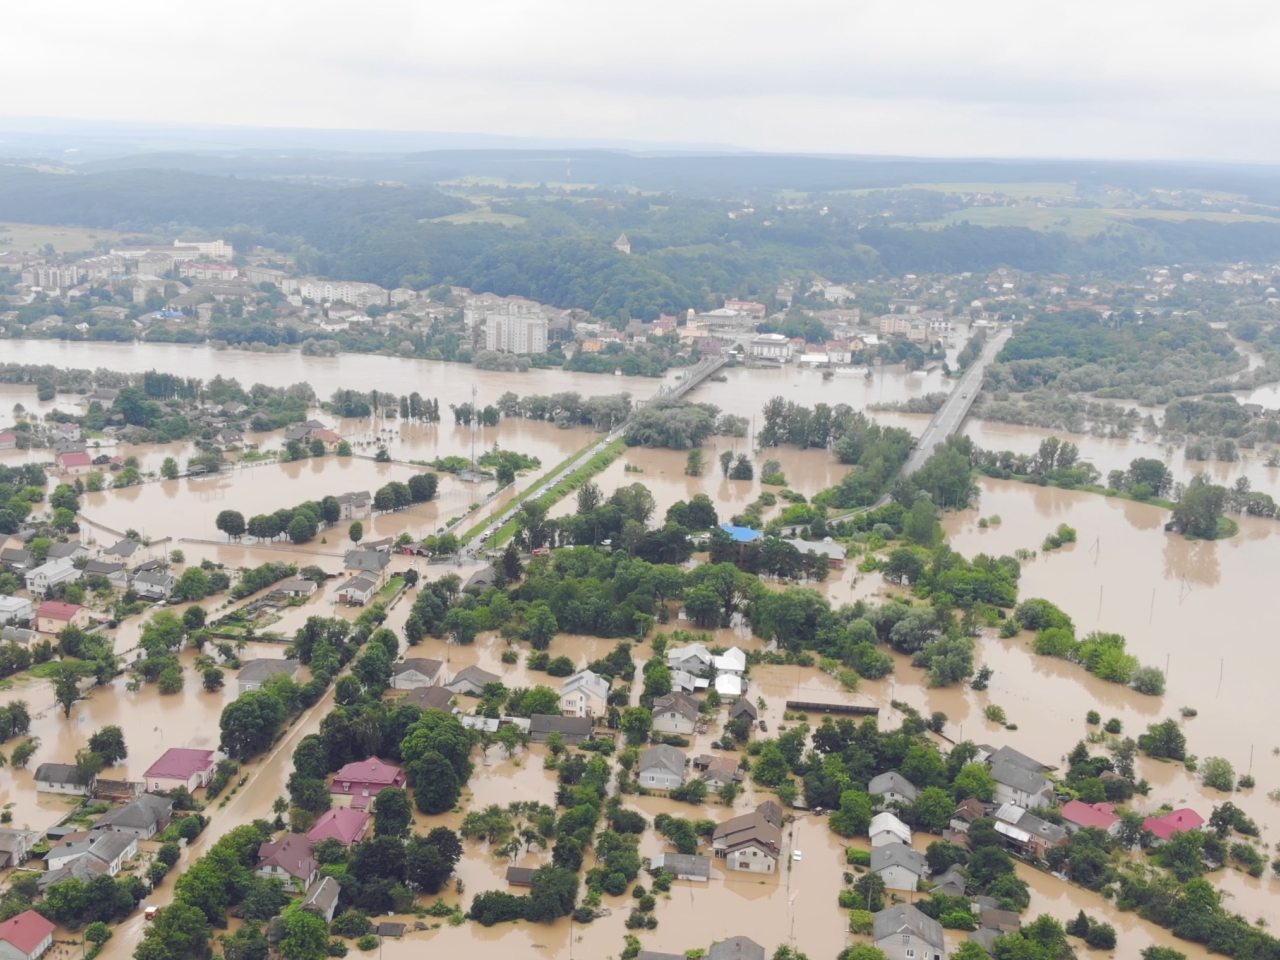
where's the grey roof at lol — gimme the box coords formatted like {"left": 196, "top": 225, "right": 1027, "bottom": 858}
{"left": 38, "top": 855, "right": 107, "bottom": 891}
{"left": 45, "top": 542, "right": 86, "bottom": 559}
{"left": 728, "top": 698, "right": 758, "bottom": 720}
{"left": 89, "top": 831, "right": 136, "bottom": 863}
{"left": 707, "top": 937, "right": 766, "bottom": 960}
{"left": 562, "top": 669, "right": 610, "bottom": 701}
{"left": 505, "top": 866, "right": 535, "bottom": 885}
{"left": 873, "top": 903, "right": 945, "bottom": 949}
{"left": 92, "top": 793, "right": 173, "bottom": 830}
{"left": 780, "top": 538, "right": 846, "bottom": 560}
{"left": 639, "top": 744, "right": 687, "bottom": 778}
{"left": 871, "top": 842, "right": 928, "bottom": 878}
{"left": 528, "top": 714, "right": 592, "bottom": 737}
{"left": 393, "top": 658, "right": 444, "bottom": 679}
{"left": 638, "top": 953, "right": 687, "bottom": 960}
{"left": 989, "top": 759, "right": 1051, "bottom": 795}
{"left": 375, "top": 923, "right": 406, "bottom": 937}
{"left": 338, "top": 576, "right": 378, "bottom": 593}
{"left": 133, "top": 570, "right": 176, "bottom": 588}
{"left": 239, "top": 659, "right": 300, "bottom": 683}
{"left": 988, "top": 745, "right": 1051, "bottom": 772}
{"left": 344, "top": 549, "right": 390, "bottom": 572}
{"left": 463, "top": 566, "right": 497, "bottom": 591}
{"left": 84, "top": 559, "right": 125, "bottom": 575}
{"left": 35, "top": 763, "right": 80, "bottom": 784}
{"left": 1002, "top": 806, "right": 1068, "bottom": 845}
{"left": 401, "top": 685, "right": 454, "bottom": 711}
{"left": 933, "top": 864, "right": 968, "bottom": 896}
{"left": 105, "top": 538, "right": 141, "bottom": 558}
{"left": 755, "top": 800, "right": 784, "bottom": 828}
{"left": 649, "top": 853, "right": 711, "bottom": 879}
{"left": 970, "top": 928, "right": 1001, "bottom": 950}
{"left": 1, "top": 627, "right": 35, "bottom": 645}
{"left": 1, "top": 548, "right": 32, "bottom": 565}
{"left": 868, "top": 771, "right": 920, "bottom": 801}
{"left": 653, "top": 692, "right": 700, "bottom": 722}
{"left": 302, "top": 876, "right": 340, "bottom": 915}
{"left": 446, "top": 665, "right": 500, "bottom": 689}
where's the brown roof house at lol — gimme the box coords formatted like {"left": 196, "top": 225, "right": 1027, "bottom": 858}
{"left": 712, "top": 803, "right": 782, "bottom": 874}
{"left": 257, "top": 834, "right": 318, "bottom": 892}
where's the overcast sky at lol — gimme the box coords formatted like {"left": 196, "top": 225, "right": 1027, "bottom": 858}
{"left": 6, "top": 0, "right": 1280, "bottom": 161}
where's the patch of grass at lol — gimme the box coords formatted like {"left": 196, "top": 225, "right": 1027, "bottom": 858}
{"left": 0, "top": 221, "right": 125, "bottom": 253}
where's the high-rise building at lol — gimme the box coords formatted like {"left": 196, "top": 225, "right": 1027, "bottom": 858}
{"left": 485, "top": 313, "right": 548, "bottom": 354}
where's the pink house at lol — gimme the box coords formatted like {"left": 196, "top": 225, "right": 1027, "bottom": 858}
{"left": 331, "top": 758, "right": 406, "bottom": 809}
{"left": 306, "top": 807, "right": 371, "bottom": 846}
{"left": 144, "top": 748, "right": 218, "bottom": 793}
{"left": 1143, "top": 808, "right": 1204, "bottom": 843}
{"left": 1061, "top": 800, "right": 1120, "bottom": 836}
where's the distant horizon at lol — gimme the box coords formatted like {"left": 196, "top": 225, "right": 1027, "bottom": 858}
{"left": 2, "top": 116, "right": 1280, "bottom": 172}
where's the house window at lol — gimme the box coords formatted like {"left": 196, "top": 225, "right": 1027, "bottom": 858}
{"left": 902, "top": 936, "right": 911, "bottom": 943}
{"left": 905, "top": 952, "right": 914, "bottom": 959}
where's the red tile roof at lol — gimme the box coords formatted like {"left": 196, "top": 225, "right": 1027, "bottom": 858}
{"left": 0, "top": 910, "right": 54, "bottom": 955}
{"left": 144, "top": 748, "right": 216, "bottom": 781}
{"left": 37, "top": 601, "right": 82, "bottom": 621}
{"left": 1143, "top": 808, "right": 1204, "bottom": 841}
{"left": 306, "top": 807, "right": 371, "bottom": 846}
{"left": 1062, "top": 800, "right": 1119, "bottom": 831}
{"left": 58, "top": 452, "right": 92, "bottom": 468}
{"left": 333, "top": 758, "right": 403, "bottom": 786}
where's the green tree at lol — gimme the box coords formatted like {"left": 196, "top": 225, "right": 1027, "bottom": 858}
{"left": 829, "top": 789, "right": 874, "bottom": 837}
{"left": 349, "top": 521, "right": 363, "bottom": 544}
{"left": 51, "top": 662, "right": 85, "bottom": 718}
{"left": 407, "top": 750, "right": 459, "bottom": 814}
{"left": 219, "top": 689, "right": 287, "bottom": 760}
{"left": 524, "top": 601, "right": 558, "bottom": 650}
{"left": 161, "top": 457, "right": 179, "bottom": 480}
{"left": 87, "top": 725, "right": 127, "bottom": 765}
{"left": 952, "top": 763, "right": 996, "bottom": 802}
{"left": 685, "top": 448, "right": 704, "bottom": 477}
{"left": 84, "top": 922, "right": 112, "bottom": 946}
{"left": 620, "top": 707, "right": 652, "bottom": 746}
{"left": 1170, "top": 473, "right": 1227, "bottom": 538}
{"left": 134, "top": 902, "right": 211, "bottom": 960}
{"left": 373, "top": 786, "right": 413, "bottom": 838}
{"left": 215, "top": 510, "right": 246, "bottom": 539}
{"left": 279, "top": 904, "right": 329, "bottom": 960}
{"left": 405, "top": 827, "right": 464, "bottom": 893}
{"left": 910, "top": 786, "right": 956, "bottom": 833}
{"left": 287, "top": 515, "right": 318, "bottom": 544}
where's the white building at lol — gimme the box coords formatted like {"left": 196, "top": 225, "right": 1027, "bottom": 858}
{"left": 749, "top": 333, "right": 793, "bottom": 360}
{"left": 869, "top": 811, "right": 913, "bottom": 848}
{"left": 485, "top": 312, "right": 548, "bottom": 354}
{"left": 0, "top": 597, "right": 33, "bottom": 625}
{"left": 559, "top": 670, "right": 609, "bottom": 719}
{"left": 637, "top": 745, "right": 687, "bottom": 790}
{"left": 24, "top": 558, "right": 80, "bottom": 594}
{"left": 175, "top": 239, "right": 234, "bottom": 259}
{"left": 297, "top": 278, "right": 390, "bottom": 308}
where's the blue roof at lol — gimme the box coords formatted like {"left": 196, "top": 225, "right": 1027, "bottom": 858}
{"left": 720, "top": 523, "right": 763, "bottom": 543}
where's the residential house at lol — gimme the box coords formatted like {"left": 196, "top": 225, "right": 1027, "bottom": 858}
{"left": 651, "top": 692, "right": 700, "bottom": 735}
{"left": 391, "top": 658, "right": 445, "bottom": 690}
{"left": 0, "top": 627, "right": 34, "bottom": 646}
{"left": 37, "top": 855, "right": 108, "bottom": 893}
{"left": 949, "top": 798, "right": 986, "bottom": 835}
{"left": 0, "top": 597, "right": 33, "bottom": 625}
{"left": 0, "top": 549, "right": 32, "bottom": 571}
{"left": 728, "top": 698, "right": 758, "bottom": 723}
{"left": 712, "top": 805, "right": 782, "bottom": 873}
{"left": 56, "top": 451, "right": 93, "bottom": 476}
{"left": 89, "top": 794, "right": 173, "bottom": 841}
{"left": 707, "top": 936, "right": 766, "bottom": 960}
{"left": 1143, "top": 808, "right": 1204, "bottom": 843}
{"left": 613, "top": 233, "right": 631, "bottom": 254}
{"left": 272, "top": 578, "right": 318, "bottom": 598}
{"left": 714, "top": 674, "right": 744, "bottom": 698}
{"left": 343, "top": 549, "right": 390, "bottom": 577}
{"left": 506, "top": 867, "right": 535, "bottom": 887}
{"left": 400, "top": 685, "right": 455, "bottom": 712}
{"left": 869, "top": 772, "right": 920, "bottom": 809}
{"left": 559, "top": 669, "right": 609, "bottom": 719}
{"left": 256, "top": 835, "right": 319, "bottom": 892}
{"left": 932, "top": 864, "right": 967, "bottom": 898}
{"left": 301, "top": 877, "right": 341, "bottom": 924}
{"left": 1061, "top": 800, "right": 1121, "bottom": 837}
{"left": 335, "top": 576, "right": 378, "bottom": 605}
{"left": 0, "top": 829, "right": 42, "bottom": 867}
{"left": 669, "top": 668, "right": 707, "bottom": 695}
{"left": 83, "top": 559, "right": 130, "bottom": 589}
{"left": 462, "top": 566, "right": 497, "bottom": 592}
{"left": 306, "top": 808, "right": 371, "bottom": 847}
{"left": 46, "top": 832, "right": 137, "bottom": 875}
{"left": 872, "top": 842, "right": 930, "bottom": 892}
{"left": 133, "top": 570, "right": 177, "bottom": 601}
{"left": 331, "top": 758, "right": 406, "bottom": 809}
{"left": 870, "top": 811, "right": 913, "bottom": 848}
{"left": 446, "top": 665, "right": 501, "bottom": 696}
{"left": 699, "top": 758, "right": 742, "bottom": 791}
{"left": 637, "top": 745, "right": 687, "bottom": 791}
{"left": 873, "top": 903, "right": 947, "bottom": 960}
{"left": 44, "top": 542, "right": 88, "bottom": 562}
{"left": 103, "top": 539, "right": 143, "bottom": 566}
{"left": 143, "top": 748, "right": 217, "bottom": 793}
{"left": 982, "top": 745, "right": 1052, "bottom": 772}
{"left": 0, "top": 434, "right": 14, "bottom": 451}
{"left": 34, "top": 763, "right": 87, "bottom": 795}
{"left": 781, "top": 538, "right": 846, "bottom": 570}
{"left": 993, "top": 803, "right": 1068, "bottom": 859}
{"left": 649, "top": 853, "right": 711, "bottom": 881}
{"left": 336, "top": 492, "right": 371, "bottom": 520}
{"left": 26, "top": 559, "right": 81, "bottom": 595}
{"left": 0, "top": 910, "right": 55, "bottom": 960}
{"left": 34, "top": 600, "right": 89, "bottom": 634}
{"left": 667, "top": 642, "right": 714, "bottom": 674}
{"left": 989, "top": 760, "right": 1054, "bottom": 809}
{"left": 713, "top": 647, "right": 747, "bottom": 677}
{"left": 529, "top": 714, "right": 593, "bottom": 745}
{"left": 237, "top": 659, "right": 300, "bottom": 695}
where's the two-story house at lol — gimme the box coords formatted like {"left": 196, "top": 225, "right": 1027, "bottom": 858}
{"left": 559, "top": 669, "right": 609, "bottom": 719}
